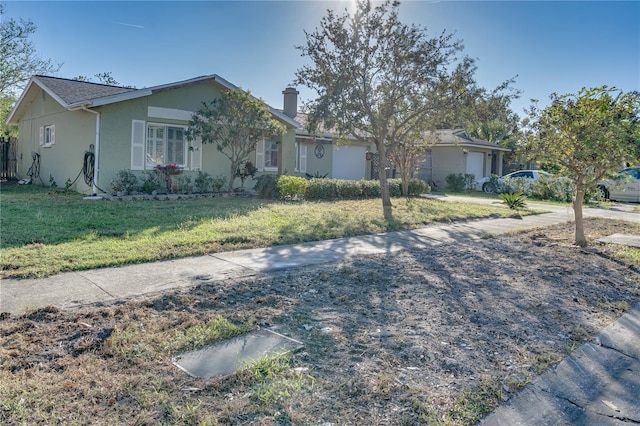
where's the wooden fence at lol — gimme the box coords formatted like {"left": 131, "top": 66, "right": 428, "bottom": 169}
{"left": 0, "top": 137, "right": 17, "bottom": 180}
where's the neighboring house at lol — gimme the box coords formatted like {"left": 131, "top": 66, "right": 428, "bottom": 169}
{"left": 281, "top": 89, "right": 509, "bottom": 186}
{"left": 7, "top": 75, "right": 510, "bottom": 195}
{"left": 281, "top": 87, "right": 374, "bottom": 181}
{"left": 6, "top": 75, "right": 299, "bottom": 195}
{"left": 417, "top": 129, "right": 510, "bottom": 190}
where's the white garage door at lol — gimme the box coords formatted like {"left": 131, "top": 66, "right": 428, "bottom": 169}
{"left": 465, "top": 152, "right": 485, "bottom": 181}
{"left": 332, "top": 145, "right": 367, "bottom": 180}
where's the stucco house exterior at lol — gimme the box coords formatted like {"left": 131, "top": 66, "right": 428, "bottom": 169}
{"left": 417, "top": 129, "right": 510, "bottom": 190}
{"left": 281, "top": 87, "right": 375, "bottom": 181}
{"left": 282, "top": 88, "right": 509, "bottom": 186}
{"left": 7, "top": 74, "right": 508, "bottom": 195}
{"left": 6, "top": 75, "right": 300, "bottom": 195}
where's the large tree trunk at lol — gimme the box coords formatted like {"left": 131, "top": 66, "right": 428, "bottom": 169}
{"left": 573, "top": 187, "right": 587, "bottom": 247}
{"left": 377, "top": 143, "right": 393, "bottom": 220}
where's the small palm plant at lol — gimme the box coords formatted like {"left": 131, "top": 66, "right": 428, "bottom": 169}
{"left": 499, "top": 192, "right": 527, "bottom": 210}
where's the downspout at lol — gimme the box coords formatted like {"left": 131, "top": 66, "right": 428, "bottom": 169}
{"left": 81, "top": 106, "right": 100, "bottom": 196}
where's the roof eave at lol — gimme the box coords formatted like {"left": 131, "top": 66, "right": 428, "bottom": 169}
{"left": 6, "top": 76, "right": 72, "bottom": 125}
{"left": 269, "top": 108, "right": 301, "bottom": 129}
{"left": 435, "top": 142, "right": 511, "bottom": 152}
{"left": 84, "top": 89, "right": 153, "bottom": 108}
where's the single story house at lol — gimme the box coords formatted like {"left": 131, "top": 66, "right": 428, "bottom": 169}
{"left": 281, "top": 87, "right": 375, "bottom": 181}
{"left": 282, "top": 89, "right": 510, "bottom": 185}
{"left": 6, "top": 74, "right": 301, "bottom": 195}
{"left": 7, "top": 74, "right": 509, "bottom": 195}
{"left": 417, "top": 129, "right": 510, "bottom": 190}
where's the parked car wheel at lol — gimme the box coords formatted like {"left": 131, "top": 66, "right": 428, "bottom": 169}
{"left": 482, "top": 182, "right": 496, "bottom": 193}
{"left": 598, "top": 185, "right": 610, "bottom": 200}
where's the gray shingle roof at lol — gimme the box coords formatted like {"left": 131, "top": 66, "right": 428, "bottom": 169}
{"left": 35, "top": 75, "right": 135, "bottom": 105}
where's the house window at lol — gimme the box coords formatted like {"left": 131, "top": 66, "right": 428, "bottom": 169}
{"left": 294, "top": 142, "right": 307, "bottom": 173}
{"left": 146, "top": 124, "right": 187, "bottom": 168}
{"left": 264, "top": 140, "right": 278, "bottom": 171}
{"left": 40, "top": 125, "right": 55, "bottom": 147}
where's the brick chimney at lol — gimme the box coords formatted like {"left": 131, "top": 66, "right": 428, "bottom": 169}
{"left": 282, "top": 87, "right": 299, "bottom": 118}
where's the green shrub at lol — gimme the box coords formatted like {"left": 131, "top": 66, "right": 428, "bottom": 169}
{"left": 110, "top": 170, "right": 139, "bottom": 195}
{"left": 173, "top": 175, "right": 193, "bottom": 194}
{"left": 305, "top": 178, "right": 339, "bottom": 200}
{"left": 360, "top": 180, "right": 381, "bottom": 198}
{"left": 464, "top": 174, "right": 476, "bottom": 190}
{"left": 499, "top": 192, "right": 527, "bottom": 210}
{"left": 277, "top": 175, "right": 308, "bottom": 200}
{"left": 336, "top": 179, "right": 362, "bottom": 199}
{"left": 194, "top": 171, "right": 214, "bottom": 193}
{"left": 305, "top": 171, "right": 329, "bottom": 179}
{"left": 407, "top": 179, "right": 431, "bottom": 196}
{"left": 501, "top": 176, "right": 529, "bottom": 195}
{"left": 254, "top": 174, "right": 279, "bottom": 199}
{"left": 211, "top": 175, "right": 227, "bottom": 193}
{"left": 141, "top": 171, "right": 164, "bottom": 194}
{"left": 235, "top": 161, "right": 258, "bottom": 190}
{"left": 388, "top": 179, "right": 402, "bottom": 197}
{"left": 446, "top": 173, "right": 466, "bottom": 192}
{"left": 502, "top": 175, "right": 575, "bottom": 202}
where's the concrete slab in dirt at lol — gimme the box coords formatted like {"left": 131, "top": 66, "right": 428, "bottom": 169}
{"left": 596, "top": 233, "right": 640, "bottom": 248}
{"left": 595, "top": 306, "right": 640, "bottom": 360}
{"left": 481, "top": 303, "right": 640, "bottom": 426}
{"left": 172, "top": 329, "right": 303, "bottom": 379}
{"left": 536, "top": 343, "right": 640, "bottom": 421}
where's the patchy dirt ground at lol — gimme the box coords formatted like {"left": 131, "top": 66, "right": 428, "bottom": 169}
{"left": 1, "top": 218, "right": 639, "bottom": 425}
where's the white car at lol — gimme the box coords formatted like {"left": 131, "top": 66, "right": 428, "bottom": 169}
{"left": 598, "top": 167, "right": 640, "bottom": 202}
{"left": 475, "top": 170, "right": 552, "bottom": 193}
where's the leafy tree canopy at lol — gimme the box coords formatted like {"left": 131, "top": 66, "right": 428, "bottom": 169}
{"left": 187, "top": 88, "right": 286, "bottom": 192}
{"left": 1, "top": 4, "right": 60, "bottom": 136}
{"left": 523, "top": 86, "right": 640, "bottom": 246}
{"left": 295, "top": 0, "right": 508, "bottom": 217}
{"left": 0, "top": 4, "right": 59, "bottom": 96}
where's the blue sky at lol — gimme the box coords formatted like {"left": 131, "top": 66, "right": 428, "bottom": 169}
{"left": 3, "top": 1, "right": 639, "bottom": 118}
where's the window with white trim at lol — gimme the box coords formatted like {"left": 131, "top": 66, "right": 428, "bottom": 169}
{"left": 39, "top": 125, "right": 55, "bottom": 147}
{"left": 145, "top": 124, "right": 187, "bottom": 168}
{"left": 295, "top": 142, "right": 307, "bottom": 173}
{"left": 264, "top": 140, "right": 278, "bottom": 171}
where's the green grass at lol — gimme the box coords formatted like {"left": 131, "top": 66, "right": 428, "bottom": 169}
{"left": 613, "top": 246, "right": 640, "bottom": 264}
{"left": 1, "top": 183, "right": 534, "bottom": 278}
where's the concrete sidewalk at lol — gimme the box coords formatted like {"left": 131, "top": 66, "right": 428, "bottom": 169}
{"left": 0, "top": 198, "right": 637, "bottom": 317}
{"left": 0, "top": 202, "right": 580, "bottom": 316}
{"left": 481, "top": 302, "right": 640, "bottom": 425}
{"left": 1, "top": 197, "right": 639, "bottom": 425}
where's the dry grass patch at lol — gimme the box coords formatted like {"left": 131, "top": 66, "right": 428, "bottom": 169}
{"left": 1, "top": 218, "right": 639, "bottom": 424}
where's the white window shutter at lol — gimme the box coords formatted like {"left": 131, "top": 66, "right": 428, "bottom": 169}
{"left": 255, "top": 140, "right": 265, "bottom": 172}
{"left": 299, "top": 144, "right": 307, "bottom": 174}
{"left": 190, "top": 137, "right": 202, "bottom": 171}
{"left": 50, "top": 125, "right": 55, "bottom": 145}
{"left": 131, "top": 120, "right": 146, "bottom": 170}
{"left": 39, "top": 126, "right": 44, "bottom": 146}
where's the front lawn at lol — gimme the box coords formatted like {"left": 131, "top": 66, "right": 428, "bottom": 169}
{"left": 1, "top": 183, "right": 533, "bottom": 278}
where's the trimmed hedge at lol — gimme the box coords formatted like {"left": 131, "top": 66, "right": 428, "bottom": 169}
{"left": 304, "top": 178, "right": 430, "bottom": 200}
{"left": 276, "top": 175, "right": 308, "bottom": 200}
{"left": 360, "top": 180, "right": 381, "bottom": 198}
{"left": 254, "top": 174, "right": 280, "bottom": 199}
{"left": 407, "top": 178, "right": 430, "bottom": 196}
{"left": 305, "top": 178, "right": 339, "bottom": 200}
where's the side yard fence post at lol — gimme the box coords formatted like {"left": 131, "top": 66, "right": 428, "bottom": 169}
{"left": 0, "top": 137, "right": 18, "bottom": 181}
